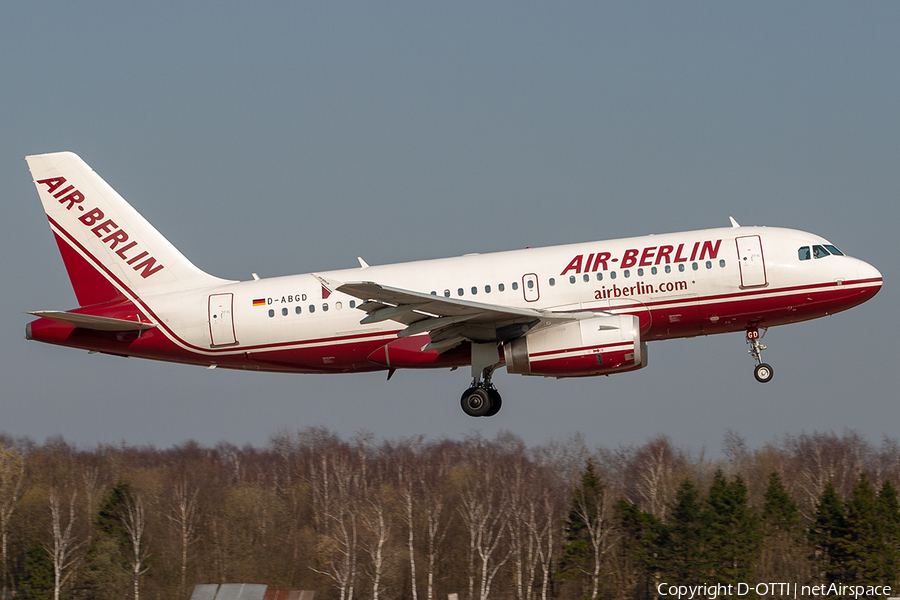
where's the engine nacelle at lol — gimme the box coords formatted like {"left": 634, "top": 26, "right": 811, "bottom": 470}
{"left": 503, "top": 314, "right": 646, "bottom": 377}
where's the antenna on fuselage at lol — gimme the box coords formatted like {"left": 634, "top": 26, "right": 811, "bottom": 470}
{"left": 729, "top": 216, "right": 740, "bottom": 228}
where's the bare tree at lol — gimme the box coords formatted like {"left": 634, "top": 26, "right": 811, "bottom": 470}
{"left": 42, "top": 488, "right": 84, "bottom": 600}
{"left": 506, "top": 450, "right": 540, "bottom": 600}
{"left": 419, "top": 443, "right": 455, "bottom": 600}
{"left": 567, "top": 461, "right": 614, "bottom": 600}
{"left": 310, "top": 447, "right": 360, "bottom": 600}
{"left": 356, "top": 443, "right": 393, "bottom": 600}
{"left": 634, "top": 435, "right": 681, "bottom": 520}
{"left": 121, "top": 493, "right": 151, "bottom": 600}
{"left": 360, "top": 488, "right": 391, "bottom": 600}
{"left": 166, "top": 479, "right": 200, "bottom": 599}
{"left": 531, "top": 486, "right": 560, "bottom": 600}
{"left": 507, "top": 457, "right": 561, "bottom": 600}
{"left": 394, "top": 441, "right": 420, "bottom": 600}
{"left": 0, "top": 445, "right": 24, "bottom": 597}
{"left": 459, "top": 438, "right": 512, "bottom": 600}
{"left": 785, "top": 431, "right": 873, "bottom": 519}
{"left": 80, "top": 463, "right": 102, "bottom": 524}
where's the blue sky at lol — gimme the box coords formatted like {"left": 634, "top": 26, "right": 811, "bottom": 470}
{"left": 1, "top": 2, "right": 896, "bottom": 453}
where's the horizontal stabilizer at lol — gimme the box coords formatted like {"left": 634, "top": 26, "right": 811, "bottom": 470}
{"left": 28, "top": 310, "right": 157, "bottom": 332}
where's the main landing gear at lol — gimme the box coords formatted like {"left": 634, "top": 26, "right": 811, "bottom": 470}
{"left": 460, "top": 365, "right": 502, "bottom": 417}
{"left": 460, "top": 343, "right": 503, "bottom": 417}
{"left": 746, "top": 327, "right": 774, "bottom": 383}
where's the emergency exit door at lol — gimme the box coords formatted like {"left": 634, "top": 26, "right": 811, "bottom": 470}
{"left": 208, "top": 293, "right": 237, "bottom": 346}
{"left": 735, "top": 235, "right": 767, "bottom": 288}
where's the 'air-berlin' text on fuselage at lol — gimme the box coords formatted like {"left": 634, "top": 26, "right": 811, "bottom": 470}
{"left": 36, "top": 177, "right": 164, "bottom": 279}
{"left": 561, "top": 239, "right": 722, "bottom": 275}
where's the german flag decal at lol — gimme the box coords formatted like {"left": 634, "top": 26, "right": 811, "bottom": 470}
{"left": 252, "top": 298, "right": 266, "bottom": 307}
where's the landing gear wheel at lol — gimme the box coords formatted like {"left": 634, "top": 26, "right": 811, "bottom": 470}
{"left": 746, "top": 327, "right": 774, "bottom": 384}
{"left": 460, "top": 387, "right": 492, "bottom": 417}
{"left": 754, "top": 363, "right": 774, "bottom": 383}
{"left": 484, "top": 389, "right": 502, "bottom": 417}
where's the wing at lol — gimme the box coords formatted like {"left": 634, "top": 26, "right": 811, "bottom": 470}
{"left": 314, "top": 275, "right": 607, "bottom": 353}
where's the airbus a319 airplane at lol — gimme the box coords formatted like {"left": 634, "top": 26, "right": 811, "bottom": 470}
{"left": 24, "top": 152, "right": 882, "bottom": 416}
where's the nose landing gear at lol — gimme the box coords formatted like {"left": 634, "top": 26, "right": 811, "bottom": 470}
{"left": 746, "top": 327, "right": 774, "bottom": 383}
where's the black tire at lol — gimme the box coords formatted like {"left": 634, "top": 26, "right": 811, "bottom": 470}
{"left": 754, "top": 363, "right": 774, "bottom": 383}
{"left": 484, "top": 389, "right": 502, "bottom": 417}
{"left": 460, "top": 387, "right": 492, "bottom": 417}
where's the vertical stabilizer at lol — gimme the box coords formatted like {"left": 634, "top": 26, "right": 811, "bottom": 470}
{"left": 26, "top": 152, "right": 231, "bottom": 306}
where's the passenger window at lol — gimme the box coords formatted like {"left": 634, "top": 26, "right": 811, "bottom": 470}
{"left": 349, "top": 300, "right": 356, "bottom": 308}
{"left": 813, "top": 245, "right": 829, "bottom": 259}
{"left": 678, "top": 264, "right": 685, "bottom": 272}
{"left": 623, "top": 269, "right": 630, "bottom": 278}
{"left": 692, "top": 262, "right": 698, "bottom": 271}
{"left": 596, "top": 272, "right": 603, "bottom": 281}
{"left": 569, "top": 276, "right": 576, "bottom": 284}
{"left": 471, "top": 286, "right": 477, "bottom": 295}
{"left": 583, "top": 274, "right": 590, "bottom": 282}
{"left": 498, "top": 283, "right": 505, "bottom": 292}
{"left": 798, "top": 246, "right": 811, "bottom": 260}
{"left": 512, "top": 282, "right": 518, "bottom": 290}
{"left": 335, "top": 301, "right": 342, "bottom": 310}
{"left": 295, "top": 306, "right": 302, "bottom": 314}
{"left": 268, "top": 309, "right": 274, "bottom": 318}
{"left": 458, "top": 288, "right": 464, "bottom": 296}
{"left": 665, "top": 265, "right": 671, "bottom": 274}
{"left": 719, "top": 260, "right": 726, "bottom": 268}
{"left": 322, "top": 303, "right": 329, "bottom": 312}
{"left": 706, "top": 261, "right": 712, "bottom": 269}
{"left": 282, "top": 308, "right": 288, "bottom": 316}
{"left": 485, "top": 285, "right": 491, "bottom": 293}
{"left": 637, "top": 268, "right": 644, "bottom": 276}
{"left": 651, "top": 267, "right": 657, "bottom": 275}
{"left": 549, "top": 278, "right": 555, "bottom": 286}
{"left": 610, "top": 271, "right": 617, "bottom": 280}
{"left": 308, "top": 305, "right": 315, "bottom": 313}
{"left": 824, "top": 244, "right": 844, "bottom": 256}
{"left": 430, "top": 291, "right": 436, "bottom": 295}
{"left": 444, "top": 289, "right": 451, "bottom": 297}
{"left": 527, "top": 280, "right": 534, "bottom": 289}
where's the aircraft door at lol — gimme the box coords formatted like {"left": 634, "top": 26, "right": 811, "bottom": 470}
{"left": 208, "top": 293, "right": 237, "bottom": 346}
{"left": 522, "top": 273, "right": 540, "bottom": 302}
{"left": 736, "top": 235, "right": 767, "bottom": 288}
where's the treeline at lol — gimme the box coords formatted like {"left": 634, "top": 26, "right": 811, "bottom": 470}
{"left": 0, "top": 428, "right": 898, "bottom": 600}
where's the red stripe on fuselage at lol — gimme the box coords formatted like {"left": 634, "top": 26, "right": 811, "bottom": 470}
{"left": 41, "top": 214, "right": 882, "bottom": 371}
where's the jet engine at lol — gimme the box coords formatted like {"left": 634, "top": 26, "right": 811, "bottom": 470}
{"left": 503, "top": 314, "right": 646, "bottom": 377}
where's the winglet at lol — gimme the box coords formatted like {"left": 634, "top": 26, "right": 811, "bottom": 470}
{"left": 729, "top": 216, "right": 740, "bottom": 228}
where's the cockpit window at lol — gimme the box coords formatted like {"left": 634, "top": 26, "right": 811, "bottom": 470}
{"left": 824, "top": 244, "right": 844, "bottom": 256}
{"left": 798, "top": 246, "right": 811, "bottom": 261}
{"left": 813, "top": 245, "right": 830, "bottom": 259}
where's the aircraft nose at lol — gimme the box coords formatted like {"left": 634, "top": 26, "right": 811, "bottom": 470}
{"left": 854, "top": 258, "right": 882, "bottom": 302}
{"left": 857, "top": 259, "right": 882, "bottom": 286}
